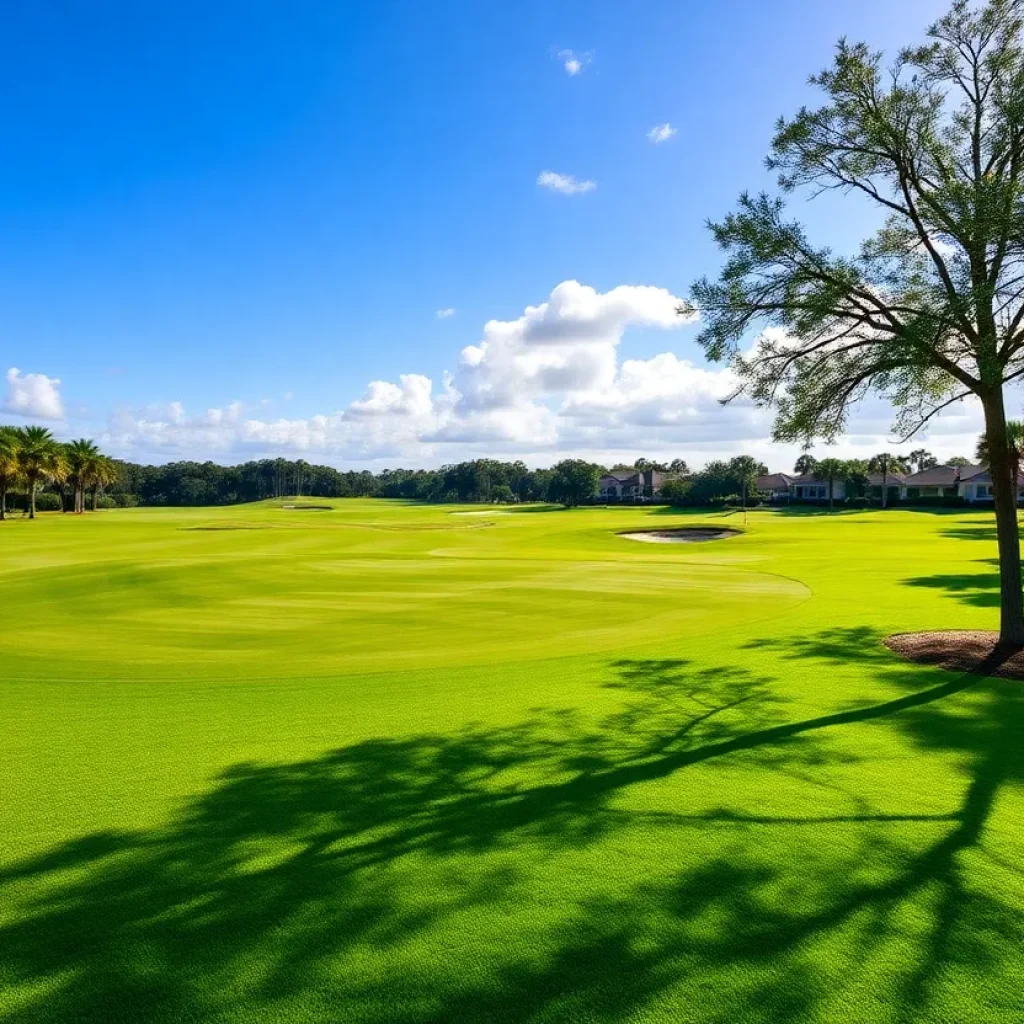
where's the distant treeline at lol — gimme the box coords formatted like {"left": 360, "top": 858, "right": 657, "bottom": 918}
{"left": 105, "top": 457, "right": 617, "bottom": 507}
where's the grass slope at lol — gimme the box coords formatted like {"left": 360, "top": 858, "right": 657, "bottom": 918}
{"left": 0, "top": 500, "right": 1021, "bottom": 1023}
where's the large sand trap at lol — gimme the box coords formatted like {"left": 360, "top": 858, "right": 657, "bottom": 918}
{"left": 618, "top": 527, "right": 741, "bottom": 544}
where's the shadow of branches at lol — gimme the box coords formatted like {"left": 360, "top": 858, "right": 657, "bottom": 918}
{"left": 1, "top": 636, "right": 1021, "bottom": 1023}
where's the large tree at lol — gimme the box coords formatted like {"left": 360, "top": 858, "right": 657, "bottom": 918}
{"left": 548, "top": 460, "right": 602, "bottom": 508}
{"left": 730, "top": 455, "right": 767, "bottom": 510}
{"left": 794, "top": 453, "right": 818, "bottom": 476}
{"left": 976, "top": 418, "right": 1024, "bottom": 487}
{"left": 17, "top": 426, "right": 66, "bottom": 519}
{"left": 868, "top": 452, "right": 910, "bottom": 508}
{"left": 0, "top": 426, "right": 20, "bottom": 521}
{"left": 65, "top": 438, "right": 100, "bottom": 513}
{"left": 908, "top": 449, "right": 939, "bottom": 473}
{"left": 814, "top": 457, "right": 847, "bottom": 513}
{"left": 687, "top": 0, "right": 1024, "bottom": 645}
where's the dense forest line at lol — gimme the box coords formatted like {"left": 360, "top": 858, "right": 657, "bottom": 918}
{"left": 106, "top": 456, "right": 667, "bottom": 507}
{"left": 3, "top": 421, "right": 978, "bottom": 516}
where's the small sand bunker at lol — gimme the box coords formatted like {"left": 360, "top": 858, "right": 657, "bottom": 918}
{"left": 618, "top": 527, "right": 741, "bottom": 544}
{"left": 280, "top": 504, "right": 332, "bottom": 511}
{"left": 885, "top": 631, "right": 1024, "bottom": 681}
{"left": 450, "top": 510, "right": 512, "bottom": 516}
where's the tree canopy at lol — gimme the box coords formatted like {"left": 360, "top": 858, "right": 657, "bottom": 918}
{"left": 687, "top": 0, "right": 1024, "bottom": 642}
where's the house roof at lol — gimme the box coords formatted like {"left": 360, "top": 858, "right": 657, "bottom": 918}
{"left": 789, "top": 473, "right": 829, "bottom": 485}
{"left": 600, "top": 469, "right": 666, "bottom": 486}
{"left": 756, "top": 473, "right": 794, "bottom": 490}
{"left": 903, "top": 465, "right": 974, "bottom": 486}
{"left": 959, "top": 467, "right": 1024, "bottom": 485}
{"left": 866, "top": 471, "right": 907, "bottom": 486}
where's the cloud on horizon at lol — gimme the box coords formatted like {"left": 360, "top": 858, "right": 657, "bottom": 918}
{"left": 22, "top": 280, "right": 1001, "bottom": 471}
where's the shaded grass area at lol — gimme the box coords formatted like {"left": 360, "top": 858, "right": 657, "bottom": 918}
{"left": 1, "top": 502, "right": 1023, "bottom": 1022}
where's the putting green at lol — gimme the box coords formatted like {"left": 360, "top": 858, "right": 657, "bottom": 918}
{"left": 0, "top": 500, "right": 1021, "bottom": 1024}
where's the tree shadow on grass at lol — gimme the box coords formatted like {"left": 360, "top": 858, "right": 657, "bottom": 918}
{"left": 900, "top": 560, "right": 1022, "bottom": 609}
{"left": 1, "top": 638, "right": 1021, "bottom": 1022}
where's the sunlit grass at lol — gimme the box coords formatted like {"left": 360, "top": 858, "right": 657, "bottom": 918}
{"left": 0, "top": 500, "right": 1021, "bottom": 1023}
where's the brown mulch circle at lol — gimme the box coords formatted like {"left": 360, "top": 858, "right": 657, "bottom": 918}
{"left": 885, "top": 631, "right": 1024, "bottom": 681}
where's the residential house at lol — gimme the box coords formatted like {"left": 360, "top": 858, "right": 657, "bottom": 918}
{"left": 900, "top": 465, "right": 967, "bottom": 500}
{"left": 755, "top": 473, "right": 795, "bottom": 502}
{"left": 955, "top": 465, "right": 1024, "bottom": 503}
{"left": 789, "top": 473, "right": 846, "bottom": 501}
{"left": 597, "top": 468, "right": 666, "bottom": 500}
{"left": 866, "top": 470, "right": 906, "bottom": 504}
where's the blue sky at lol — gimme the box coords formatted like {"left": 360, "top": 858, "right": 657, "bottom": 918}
{"left": 3, "top": 0, "right": 981, "bottom": 468}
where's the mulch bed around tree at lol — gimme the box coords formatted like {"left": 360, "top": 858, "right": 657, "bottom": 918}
{"left": 885, "top": 631, "right": 1024, "bottom": 681}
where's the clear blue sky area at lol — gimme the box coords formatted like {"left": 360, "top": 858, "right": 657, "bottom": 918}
{"left": 0, "top": 0, "right": 955, "bottom": 465}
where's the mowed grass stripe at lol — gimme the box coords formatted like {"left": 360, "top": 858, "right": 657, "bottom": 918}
{"left": 0, "top": 500, "right": 1021, "bottom": 1023}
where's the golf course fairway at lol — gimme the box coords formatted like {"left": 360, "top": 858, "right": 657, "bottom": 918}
{"left": 1, "top": 500, "right": 1021, "bottom": 1023}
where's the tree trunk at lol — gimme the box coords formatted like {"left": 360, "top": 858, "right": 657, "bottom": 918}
{"left": 92, "top": 486, "right": 99, "bottom": 511}
{"left": 882, "top": 465, "right": 888, "bottom": 510}
{"left": 982, "top": 392, "right": 1024, "bottom": 646}
{"left": 29, "top": 479, "right": 36, "bottom": 519}
{"left": 0, "top": 482, "right": 5, "bottom": 520}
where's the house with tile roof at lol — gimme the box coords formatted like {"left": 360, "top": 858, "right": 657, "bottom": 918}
{"left": 598, "top": 468, "right": 666, "bottom": 500}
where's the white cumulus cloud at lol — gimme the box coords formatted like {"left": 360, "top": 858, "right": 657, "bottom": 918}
{"left": 647, "top": 123, "right": 677, "bottom": 144}
{"left": 537, "top": 171, "right": 596, "bottom": 195}
{"left": 556, "top": 49, "right": 592, "bottom": 76}
{"left": 90, "top": 277, "right": 1002, "bottom": 470}
{"left": 3, "top": 367, "right": 64, "bottom": 420}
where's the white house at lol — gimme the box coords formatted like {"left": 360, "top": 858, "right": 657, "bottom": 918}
{"left": 955, "top": 465, "right": 1024, "bottom": 502}
{"left": 598, "top": 468, "right": 666, "bottom": 500}
{"left": 755, "top": 473, "right": 795, "bottom": 501}
{"left": 789, "top": 473, "right": 846, "bottom": 501}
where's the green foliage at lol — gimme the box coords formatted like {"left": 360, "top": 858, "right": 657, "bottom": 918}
{"left": 0, "top": 501, "right": 1020, "bottom": 1023}
{"left": 659, "top": 476, "right": 693, "bottom": 505}
{"left": 976, "top": 419, "right": 1024, "bottom": 470}
{"left": 548, "top": 459, "right": 602, "bottom": 507}
{"left": 793, "top": 453, "right": 817, "bottom": 475}
{"left": 687, "top": 0, "right": 1024, "bottom": 640}
{"left": 909, "top": 449, "right": 939, "bottom": 473}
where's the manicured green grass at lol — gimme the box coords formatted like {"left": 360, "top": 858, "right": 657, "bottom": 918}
{"left": 1, "top": 500, "right": 1021, "bottom": 1023}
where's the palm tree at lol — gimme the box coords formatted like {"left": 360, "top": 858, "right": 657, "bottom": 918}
{"left": 88, "top": 455, "right": 117, "bottom": 510}
{"left": 868, "top": 453, "right": 909, "bottom": 509}
{"left": 65, "top": 438, "right": 101, "bottom": 513}
{"left": 0, "top": 426, "right": 21, "bottom": 521}
{"left": 976, "top": 421, "right": 1024, "bottom": 500}
{"left": 794, "top": 453, "right": 817, "bottom": 476}
{"left": 908, "top": 448, "right": 937, "bottom": 473}
{"left": 814, "top": 457, "right": 846, "bottom": 513}
{"left": 17, "top": 426, "right": 66, "bottom": 519}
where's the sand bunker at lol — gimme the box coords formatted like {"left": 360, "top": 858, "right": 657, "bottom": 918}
{"left": 280, "top": 504, "right": 332, "bottom": 511}
{"left": 618, "top": 527, "right": 741, "bottom": 544}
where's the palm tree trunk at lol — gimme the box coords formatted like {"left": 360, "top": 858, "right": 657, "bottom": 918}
{"left": 29, "top": 478, "right": 36, "bottom": 519}
{"left": 981, "top": 391, "right": 1024, "bottom": 646}
{"left": 0, "top": 482, "right": 5, "bottom": 520}
{"left": 92, "top": 486, "right": 99, "bottom": 511}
